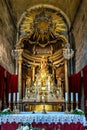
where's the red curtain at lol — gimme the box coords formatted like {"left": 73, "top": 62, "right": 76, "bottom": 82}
{"left": 0, "top": 66, "right": 5, "bottom": 99}
{"left": 69, "top": 72, "right": 81, "bottom": 102}
{"left": 6, "top": 72, "right": 18, "bottom": 93}
{"left": 11, "top": 74, "right": 18, "bottom": 93}
{"left": 83, "top": 66, "right": 87, "bottom": 99}
{"left": 6, "top": 72, "right": 12, "bottom": 93}
{"left": 69, "top": 74, "right": 77, "bottom": 101}
{"left": 76, "top": 72, "right": 81, "bottom": 102}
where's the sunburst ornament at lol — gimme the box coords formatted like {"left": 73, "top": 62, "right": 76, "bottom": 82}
{"left": 19, "top": 8, "right": 67, "bottom": 47}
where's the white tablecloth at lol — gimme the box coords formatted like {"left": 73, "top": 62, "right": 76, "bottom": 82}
{"left": 0, "top": 112, "right": 86, "bottom": 126}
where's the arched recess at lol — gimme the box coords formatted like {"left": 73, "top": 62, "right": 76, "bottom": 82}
{"left": 15, "top": 4, "right": 74, "bottom": 108}
{"left": 16, "top": 4, "right": 71, "bottom": 46}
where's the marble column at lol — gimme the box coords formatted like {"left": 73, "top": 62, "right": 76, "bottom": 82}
{"left": 64, "top": 59, "right": 69, "bottom": 95}
{"left": 11, "top": 49, "right": 19, "bottom": 74}
{"left": 17, "top": 49, "right": 23, "bottom": 100}
{"left": 15, "top": 59, "right": 18, "bottom": 74}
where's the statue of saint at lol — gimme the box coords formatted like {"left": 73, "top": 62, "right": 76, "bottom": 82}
{"left": 26, "top": 76, "right": 31, "bottom": 88}
{"left": 40, "top": 56, "right": 47, "bottom": 69}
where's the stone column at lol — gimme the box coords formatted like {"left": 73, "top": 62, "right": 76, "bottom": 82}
{"left": 17, "top": 49, "right": 23, "bottom": 100}
{"left": 64, "top": 59, "right": 69, "bottom": 94}
{"left": 15, "top": 59, "right": 18, "bottom": 74}
{"left": 11, "top": 49, "right": 19, "bottom": 74}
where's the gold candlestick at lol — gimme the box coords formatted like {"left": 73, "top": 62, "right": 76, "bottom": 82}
{"left": 42, "top": 103, "right": 46, "bottom": 114}
{"left": 70, "top": 101, "right": 73, "bottom": 113}
{"left": 76, "top": 101, "right": 78, "bottom": 109}
{"left": 42, "top": 95, "right": 46, "bottom": 114}
{"left": 16, "top": 102, "right": 20, "bottom": 113}
{"left": 8, "top": 101, "right": 11, "bottom": 109}
{"left": 32, "top": 102, "right": 35, "bottom": 114}
{"left": 65, "top": 101, "right": 68, "bottom": 113}
{"left": 13, "top": 102, "right": 16, "bottom": 113}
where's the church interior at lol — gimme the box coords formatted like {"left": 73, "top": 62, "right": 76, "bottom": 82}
{"left": 0, "top": 0, "right": 87, "bottom": 130}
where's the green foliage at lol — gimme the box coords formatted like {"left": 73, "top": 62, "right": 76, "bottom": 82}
{"left": 72, "top": 108, "right": 84, "bottom": 115}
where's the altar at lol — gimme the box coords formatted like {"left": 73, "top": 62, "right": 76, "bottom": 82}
{"left": 20, "top": 56, "right": 65, "bottom": 112}
{"left": 0, "top": 112, "right": 86, "bottom": 130}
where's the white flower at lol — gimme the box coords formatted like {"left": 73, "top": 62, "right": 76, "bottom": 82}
{"left": 23, "top": 125, "right": 29, "bottom": 130}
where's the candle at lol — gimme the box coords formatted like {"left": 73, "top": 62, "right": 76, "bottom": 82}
{"left": 76, "top": 93, "right": 78, "bottom": 102}
{"left": 71, "top": 92, "right": 73, "bottom": 102}
{"left": 65, "top": 92, "right": 68, "bottom": 102}
{"left": 13, "top": 93, "right": 16, "bottom": 102}
{"left": 17, "top": 92, "right": 19, "bottom": 102}
{"left": 8, "top": 93, "right": 11, "bottom": 102}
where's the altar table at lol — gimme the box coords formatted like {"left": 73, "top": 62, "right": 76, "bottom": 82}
{"left": 0, "top": 112, "right": 86, "bottom": 130}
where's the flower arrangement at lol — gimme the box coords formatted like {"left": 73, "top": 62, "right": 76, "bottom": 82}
{"left": 72, "top": 108, "right": 84, "bottom": 115}
{"left": 0, "top": 108, "right": 12, "bottom": 115}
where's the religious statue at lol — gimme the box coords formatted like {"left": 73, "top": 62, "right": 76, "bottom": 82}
{"left": 35, "top": 56, "right": 52, "bottom": 93}
{"left": 26, "top": 76, "right": 31, "bottom": 88}
{"left": 56, "top": 77, "right": 64, "bottom": 99}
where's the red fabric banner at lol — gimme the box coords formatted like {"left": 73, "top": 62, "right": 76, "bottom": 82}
{"left": 11, "top": 74, "right": 18, "bottom": 93}
{"left": 6, "top": 72, "right": 12, "bottom": 93}
{"left": 76, "top": 72, "right": 81, "bottom": 102}
{"left": 83, "top": 66, "right": 87, "bottom": 99}
{"left": 0, "top": 66, "right": 5, "bottom": 99}
{"left": 69, "top": 72, "right": 81, "bottom": 102}
{"left": 6, "top": 72, "right": 18, "bottom": 93}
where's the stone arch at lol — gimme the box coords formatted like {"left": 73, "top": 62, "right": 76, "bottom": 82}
{"left": 16, "top": 4, "right": 71, "bottom": 48}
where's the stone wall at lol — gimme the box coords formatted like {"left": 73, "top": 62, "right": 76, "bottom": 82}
{"left": 72, "top": 0, "right": 87, "bottom": 73}
{"left": 0, "top": 0, "right": 16, "bottom": 73}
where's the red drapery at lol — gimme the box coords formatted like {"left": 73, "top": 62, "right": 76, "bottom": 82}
{"left": 0, "top": 66, "right": 5, "bottom": 99}
{"left": 69, "top": 74, "right": 77, "bottom": 101}
{"left": 69, "top": 72, "right": 81, "bottom": 102}
{"left": 7, "top": 73, "right": 18, "bottom": 93}
{"left": 6, "top": 73, "right": 18, "bottom": 93}
{"left": 1, "top": 122, "right": 85, "bottom": 130}
{"left": 6, "top": 73, "right": 18, "bottom": 103}
{"left": 76, "top": 72, "right": 82, "bottom": 102}
{"left": 6, "top": 72, "right": 12, "bottom": 93}
{"left": 83, "top": 66, "right": 87, "bottom": 100}
{"left": 11, "top": 74, "right": 18, "bottom": 93}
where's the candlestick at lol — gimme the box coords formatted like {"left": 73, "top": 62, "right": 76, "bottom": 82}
{"left": 13, "top": 93, "right": 16, "bottom": 102}
{"left": 8, "top": 93, "right": 11, "bottom": 102}
{"left": 65, "top": 92, "right": 68, "bottom": 102}
{"left": 70, "top": 102, "right": 73, "bottom": 113}
{"left": 17, "top": 92, "right": 19, "bottom": 102}
{"left": 8, "top": 93, "right": 11, "bottom": 109}
{"left": 71, "top": 92, "right": 73, "bottom": 102}
{"left": 76, "top": 93, "right": 78, "bottom": 102}
{"left": 65, "top": 101, "right": 68, "bottom": 113}
{"left": 65, "top": 92, "right": 69, "bottom": 113}
{"left": 70, "top": 92, "right": 73, "bottom": 113}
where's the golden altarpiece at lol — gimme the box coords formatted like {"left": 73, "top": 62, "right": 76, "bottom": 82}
{"left": 13, "top": 5, "right": 74, "bottom": 112}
